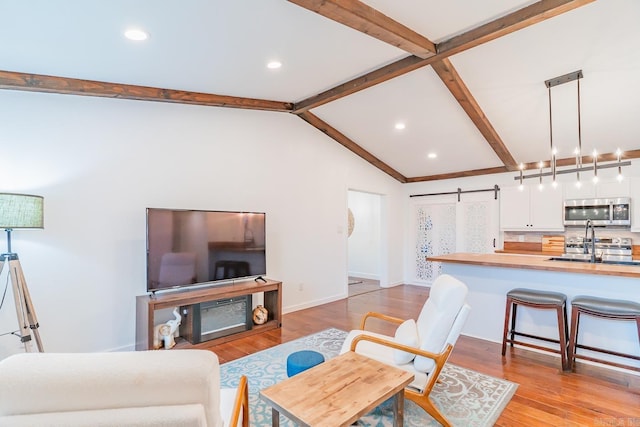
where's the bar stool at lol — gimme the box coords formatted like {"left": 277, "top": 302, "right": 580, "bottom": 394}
{"left": 502, "top": 288, "right": 569, "bottom": 370}
{"left": 568, "top": 296, "right": 640, "bottom": 372}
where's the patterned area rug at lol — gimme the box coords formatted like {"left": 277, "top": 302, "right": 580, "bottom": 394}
{"left": 220, "top": 328, "right": 517, "bottom": 426}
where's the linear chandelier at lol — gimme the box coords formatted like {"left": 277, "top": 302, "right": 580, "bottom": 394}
{"left": 514, "top": 70, "right": 629, "bottom": 188}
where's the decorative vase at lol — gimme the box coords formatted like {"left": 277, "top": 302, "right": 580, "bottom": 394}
{"left": 253, "top": 305, "right": 268, "bottom": 325}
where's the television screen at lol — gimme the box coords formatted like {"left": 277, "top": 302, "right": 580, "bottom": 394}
{"left": 146, "top": 208, "right": 266, "bottom": 292}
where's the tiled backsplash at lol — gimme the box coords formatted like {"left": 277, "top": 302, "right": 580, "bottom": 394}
{"left": 504, "top": 230, "right": 640, "bottom": 244}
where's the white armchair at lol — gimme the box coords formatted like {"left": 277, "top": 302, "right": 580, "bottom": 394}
{"left": 340, "top": 273, "right": 470, "bottom": 427}
{"left": 0, "top": 349, "right": 248, "bottom": 427}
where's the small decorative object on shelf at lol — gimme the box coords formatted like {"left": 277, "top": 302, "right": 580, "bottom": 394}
{"left": 152, "top": 307, "right": 182, "bottom": 349}
{"left": 253, "top": 305, "right": 268, "bottom": 325}
{"left": 159, "top": 324, "right": 174, "bottom": 349}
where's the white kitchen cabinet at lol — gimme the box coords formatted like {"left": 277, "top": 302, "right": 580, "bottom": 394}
{"left": 500, "top": 185, "right": 564, "bottom": 231}
{"left": 563, "top": 179, "right": 629, "bottom": 200}
{"left": 563, "top": 182, "right": 595, "bottom": 200}
{"left": 630, "top": 178, "right": 640, "bottom": 232}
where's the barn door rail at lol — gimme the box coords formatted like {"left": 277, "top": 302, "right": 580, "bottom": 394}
{"left": 410, "top": 184, "right": 500, "bottom": 202}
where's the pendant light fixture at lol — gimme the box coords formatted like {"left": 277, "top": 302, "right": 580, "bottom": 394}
{"left": 547, "top": 81, "right": 557, "bottom": 188}
{"left": 514, "top": 70, "right": 630, "bottom": 186}
{"left": 575, "top": 73, "right": 583, "bottom": 188}
{"left": 616, "top": 148, "right": 624, "bottom": 182}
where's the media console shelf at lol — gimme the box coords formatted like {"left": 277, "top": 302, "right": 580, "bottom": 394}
{"left": 136, "top": 279, "right": 282, "bottom": 350}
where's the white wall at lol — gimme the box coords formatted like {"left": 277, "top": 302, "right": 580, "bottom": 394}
{"left": 0, "top": 90, "right": 404, "bottom": 356}
{"left": 347, "top": 190, "right": 380, "bottom": 280}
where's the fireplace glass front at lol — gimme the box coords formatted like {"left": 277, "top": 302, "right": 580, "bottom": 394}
{"left": 183, "top": 295, "right": 252, "bottom": 344}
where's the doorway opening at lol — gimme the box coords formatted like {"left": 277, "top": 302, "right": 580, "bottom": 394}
{"left": 347, "top": 190, "right": 383, "bottom": 297}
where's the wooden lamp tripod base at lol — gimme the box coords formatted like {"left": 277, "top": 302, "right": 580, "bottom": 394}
{"left": 0, "top": 252, "right": 43, "bottom": 352}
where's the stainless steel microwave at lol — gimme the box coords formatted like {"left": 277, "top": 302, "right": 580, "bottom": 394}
{"left": 563, "top": 198, "right": 631, "bottom": 227}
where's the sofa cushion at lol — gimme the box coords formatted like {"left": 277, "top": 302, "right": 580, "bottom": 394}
{"left": 340, "top": 329, "right": 428, "bottom": 391}
{"left": 393, "top": 319, "right": 419, "bottom": 364}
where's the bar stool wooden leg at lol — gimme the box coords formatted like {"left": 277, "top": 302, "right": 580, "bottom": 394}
{"left": 568, "top": 305, "right": 580, "bottom": 371}
{"left": 510, "top": 303, "right": 518, "bottom": 346}
{"left": 502, "top": 296, "right": 513, "bottom": 356}
{"left": 556, "top": 302, "right": 569, "bottom": 371}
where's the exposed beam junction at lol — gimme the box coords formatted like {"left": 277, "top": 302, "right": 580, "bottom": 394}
{"left": 292, "top": 0, "right": 595, "bottom": 113}
{"left": 288, "top": 0, "right": 436, "bottom": 59}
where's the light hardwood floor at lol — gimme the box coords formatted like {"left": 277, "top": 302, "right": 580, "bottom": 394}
{"left": 348, "top": 276, "right": 381, "bottom": 297}
{"left": 207, "top": 285, "right": 640, "bottom": 426}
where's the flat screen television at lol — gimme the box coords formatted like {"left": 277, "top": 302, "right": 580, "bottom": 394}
{"left": 146, "top": 208, "right": 266, "bottom": 293}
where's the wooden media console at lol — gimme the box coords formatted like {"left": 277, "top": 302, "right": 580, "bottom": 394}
{"left": 135, "top": 278, "right": 282, "bottom": 350}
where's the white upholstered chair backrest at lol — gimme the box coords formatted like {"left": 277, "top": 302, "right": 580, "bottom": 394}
{"left": 413, "top": 274, "right": 469, "bottom": 373}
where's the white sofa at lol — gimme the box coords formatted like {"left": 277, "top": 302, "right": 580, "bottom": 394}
{"left": 0, "top": 349, "right": 246, "bottom": 427}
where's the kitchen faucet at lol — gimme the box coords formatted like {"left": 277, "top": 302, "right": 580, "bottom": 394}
{"left": 584, "top": 219, "right": 597, "bottom": 263}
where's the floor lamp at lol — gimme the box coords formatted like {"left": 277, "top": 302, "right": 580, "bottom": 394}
{"left": 0, "top": 193, "right": 44, "bottom": 352}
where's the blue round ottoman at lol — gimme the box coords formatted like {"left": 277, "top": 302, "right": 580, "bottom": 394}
{"left": 286, "top": 350, "right": 325, "bottom": 377}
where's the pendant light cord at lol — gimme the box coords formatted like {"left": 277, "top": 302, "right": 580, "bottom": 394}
{"left": 577, "top": 76, "right": 582, "bottom": 170}
{"left": 548, "top": 85, "right": 556, "bottom": 181}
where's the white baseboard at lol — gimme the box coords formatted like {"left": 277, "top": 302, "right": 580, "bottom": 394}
{"left": 347, "top": 271, "right": 380, "bottom": 280}
{"left": 404, "top": 280, "right": 432, "bottom": 288}
{"left": 105, "top": 343, "right": 137, "bottom": 352}
{"left": 283, "top": 293, "right": 347, "bottom": 314}
{"left": 380, "top": 280, "right": 404, "bottom": 288}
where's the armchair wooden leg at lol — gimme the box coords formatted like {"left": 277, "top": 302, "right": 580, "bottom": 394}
{"left": 406, "top": 392, "right": 452, "bottom": 427}
{"left": 230, "top": 375, "right": 249, "bottom": 427}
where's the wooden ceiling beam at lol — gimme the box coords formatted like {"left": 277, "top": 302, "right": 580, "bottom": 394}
{"left": 292, "top": 55, "right": 427, "bottom": 113}
{"left": 292, "top": 0, "right": 595, "bottom": 113}
{"left": 288, "top": 0, "right": 436, "bottom": 59}
{"left": 431, "top": 58, "right": 518, "bottom": 171}
{"left": 437, "top": 0, "right": 595, "bottom": 57}
{"left": 296, "top": 111, "right": 407, "bottom": 183}
{"left": 0, "top": 70, "right": 293, "bottom": 112}
{"left": 405, "top": 149, "right": 640, "bottom": 183}
{"left": 406, "top": 166, "right": 510, "bottom": 183}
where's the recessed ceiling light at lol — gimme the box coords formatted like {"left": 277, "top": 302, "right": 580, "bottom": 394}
{"left": 124, "top": 29, "right": 149, "bottom": 41}
{"left": 267, "top": 61, "right": 282, "bottom": 69}
{"left": 394, "top": 122, "right": 406, "bottom": 130}
{"left": 427, "top": 153, "right": 437, "bottom": 159}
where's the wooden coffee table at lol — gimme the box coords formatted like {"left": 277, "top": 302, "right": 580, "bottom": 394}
{"left": 260, "top": 351, "right": 414, "bottom": 427}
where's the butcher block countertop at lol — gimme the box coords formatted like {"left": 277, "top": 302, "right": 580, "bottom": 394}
{"left": 428, "top": 253, "right": 640, "bottom": 279}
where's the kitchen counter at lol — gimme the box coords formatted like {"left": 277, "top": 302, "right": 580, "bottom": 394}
{"left": 426, "top": 252, "right": 640, "bottom": 372}
{"left": 428, "top": 252, "right": 640, "bottom": 279}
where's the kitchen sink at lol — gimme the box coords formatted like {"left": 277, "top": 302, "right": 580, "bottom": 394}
{"left": 601, "top": 259, "right": 640, "bottom": 266}
{"left": 548, "top": 257, "right": 592, "bottom": 263}
{"left": 548, "top": 257, "right": 640, "bottom": 266}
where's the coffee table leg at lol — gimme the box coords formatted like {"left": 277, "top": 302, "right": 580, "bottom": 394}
{"left": 272, "top": 407, "right": 280, "bottom": 427}
{"left": 392, "top": 390, "right": 404, "bottom": 427}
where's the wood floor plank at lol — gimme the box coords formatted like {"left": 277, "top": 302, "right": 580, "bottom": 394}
{"left": 199, "top": 285, "right": 640, "bottom": 426}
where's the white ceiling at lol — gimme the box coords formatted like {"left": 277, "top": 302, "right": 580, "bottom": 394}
{"left": 1, "top": 0, "right": 639, "bottom": 180}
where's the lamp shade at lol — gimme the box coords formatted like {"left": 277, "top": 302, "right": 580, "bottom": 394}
{"left": 0, "top": 193, "right": 44, "bottom": 229}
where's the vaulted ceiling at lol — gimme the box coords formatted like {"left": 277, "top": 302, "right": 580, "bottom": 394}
{"left": 1, "top": 0, "right": 639, "bottom": 183}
